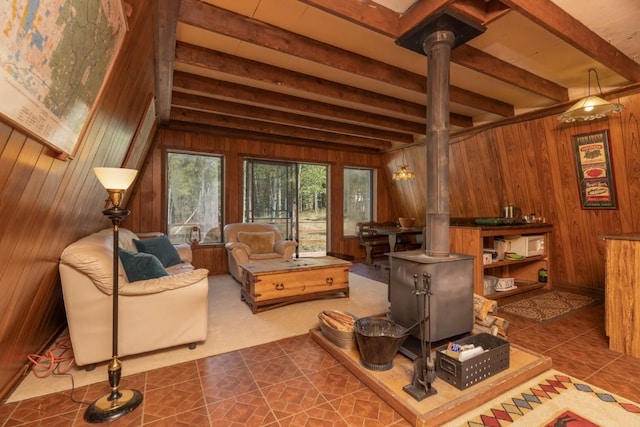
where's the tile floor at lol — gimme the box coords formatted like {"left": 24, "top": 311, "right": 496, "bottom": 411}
{"left": 2, "top": 262, "right": 639, "bottom": 426}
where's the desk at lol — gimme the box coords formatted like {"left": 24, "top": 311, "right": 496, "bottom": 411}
{"left": 372, "top": 226, "right": 422, "bottom": 251}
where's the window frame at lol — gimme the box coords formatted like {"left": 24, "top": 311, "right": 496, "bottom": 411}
{"left": 165, "top": 150, "right": 224, "bottom": 245}
{"left": 342, "top": 166, "right": 374, "bottom": 237}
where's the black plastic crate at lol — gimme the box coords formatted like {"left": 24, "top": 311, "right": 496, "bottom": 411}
{"left": 435, "top": 333, "right": 510, "bottom": 390}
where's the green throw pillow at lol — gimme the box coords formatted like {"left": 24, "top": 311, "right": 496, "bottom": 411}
{"left": 133, "top": 235, "right": 182, "bottom": 267}
{"left": 119, "top": 248, "right": 168, "bottom": 282}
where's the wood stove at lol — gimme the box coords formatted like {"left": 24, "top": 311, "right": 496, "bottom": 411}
{"left": 390, "top": 9, "right": 485, "bottom": 347}
{"left": 388, "top": 250, "right": 474, "bottom": 343}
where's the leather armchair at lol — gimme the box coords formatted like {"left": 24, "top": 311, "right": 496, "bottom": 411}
{"left": 224, "top": 223, "right": 297, "bottom": 282}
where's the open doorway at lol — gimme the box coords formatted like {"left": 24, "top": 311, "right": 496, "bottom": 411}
{"left": 243, "top": 159, "right": 328, "bottom": 257}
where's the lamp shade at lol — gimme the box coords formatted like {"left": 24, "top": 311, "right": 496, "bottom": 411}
{"left": 558, "top": 95, "right": 624, "bottom": 123}
{"left": 94, "top": 167, "right": 138, "bottom": 190}
{"left": 392, "top": 165, "right": 415, "bottom": 181}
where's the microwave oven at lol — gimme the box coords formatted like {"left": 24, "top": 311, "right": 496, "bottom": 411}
{"left": 505, "top": 235, "right": 545, "bottom": 257}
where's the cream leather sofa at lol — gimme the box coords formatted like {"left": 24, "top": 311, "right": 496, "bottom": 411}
{"left": 59, "top": 228, "right": 209, "bottom": 368}
{"left": 224, "top": 223, "right": 297, "bottom": 282}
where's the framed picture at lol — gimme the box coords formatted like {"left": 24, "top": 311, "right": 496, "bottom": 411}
{"left": 0, "top": 1, "right": 128, "bottom": 159}
{"left": 573, "top": 130, "right": 617, "bottom": 209}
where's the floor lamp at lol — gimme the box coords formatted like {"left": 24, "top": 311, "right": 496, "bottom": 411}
{"left": 85, "top": 167, "right": 143, "bottom": 423}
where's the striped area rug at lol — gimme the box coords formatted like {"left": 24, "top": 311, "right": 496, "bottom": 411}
{"left": 500, "top": 290, "right": 600, "bottom": 323}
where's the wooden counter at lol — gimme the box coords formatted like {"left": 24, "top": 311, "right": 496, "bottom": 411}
{"left": 603, "top": 234, "right": 640, "bottom": 357}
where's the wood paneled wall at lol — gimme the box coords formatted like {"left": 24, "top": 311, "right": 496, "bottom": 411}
{"left": 385, "top": 89, "right": 640, "bottom": 291}
{"left": 126, "top": 128, "right": 393, "bottom": 274}
{"left": 0, "top": 0, "right": 156, "bottom": 400}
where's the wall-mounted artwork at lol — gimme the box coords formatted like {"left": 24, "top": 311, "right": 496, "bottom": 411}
{"left": 0, "top": 1, "right": 127, "bottom": 159}
{"left": 573, "top": 130, "right": 617, "bottom": 209}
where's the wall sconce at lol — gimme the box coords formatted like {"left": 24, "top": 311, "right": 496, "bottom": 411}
{"left": 85, "top": 167, "right": 142, "bottom": 423}
{"left": 558, "top": 68, "right": 624, "bottom": 123}
{"left": 392, "top": 149, "right": 415, "bottom": 181}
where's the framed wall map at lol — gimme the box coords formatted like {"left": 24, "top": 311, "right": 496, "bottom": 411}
{"left": 0, "top": 1, "right": 127, "bottom": 158}
{"left": 573, "top": 130, "right": 617, "bottom": 209}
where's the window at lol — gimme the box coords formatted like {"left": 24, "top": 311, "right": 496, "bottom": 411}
{"left": 343, "top": 168, "right": 373, "bottom": 236}
{"left": 167, "top": 152, "right": 223, "bottom": 244}
{"left": 243, "top": 158, "right": 329, "bottom": 256}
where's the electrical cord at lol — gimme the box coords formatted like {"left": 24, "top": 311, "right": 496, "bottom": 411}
{"left": 51, "top": 372, "right": 92, "bottom": 405}
{"left": 27, "top": 334, "right": 74, "bottom": 378}
{"left": 27, "top": 333, "right": 92, "bottom": 405}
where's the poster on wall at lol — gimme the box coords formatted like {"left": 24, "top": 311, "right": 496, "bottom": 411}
{"left": 573, "top": 130, "right": 617, "bottom": 209}
{"left": 0, "top": 1, "right": 127, "bottom": 158}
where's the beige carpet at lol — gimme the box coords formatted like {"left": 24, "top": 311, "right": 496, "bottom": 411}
{"left": 7, "top": 272, "right": 388, "bottom": 403}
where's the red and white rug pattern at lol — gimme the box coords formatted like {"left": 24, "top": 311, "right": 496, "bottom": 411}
{"left": 445, "top": 370, "right": 640, "bottom": 426}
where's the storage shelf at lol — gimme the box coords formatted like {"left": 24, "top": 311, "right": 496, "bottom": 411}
{"left": 484, "top": 255, "right": 546, "bottom": 269}
{"left": 450, "top": 222, "right": 552, "bottom": 299}
{"left": 484, "top": 280, "right": 546, "bottom": 300}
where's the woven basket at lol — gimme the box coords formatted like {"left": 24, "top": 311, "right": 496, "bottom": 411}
{"left": 318, "top": 310, "right": 357, "bottom": 349}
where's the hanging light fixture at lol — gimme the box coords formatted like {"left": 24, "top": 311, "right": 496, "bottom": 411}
{"left": 392, "top": 149, "right": 415, "bottom": 181}
{"left": 558, "top": 68, "right": 624, "bottom": 123}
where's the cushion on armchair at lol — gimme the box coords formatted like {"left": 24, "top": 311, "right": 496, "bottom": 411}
{"left": 119, "top": 248, "right": 168, "bottom": 282}
{"left": 134, "top": 235, "right": 182, "bottom": 267}
{"left": 237, "top": 231, "right": 276, "bottom": 254}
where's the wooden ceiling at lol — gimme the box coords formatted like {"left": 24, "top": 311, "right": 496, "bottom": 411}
{"left": 154, "top": 0, "right": 640, "bottom": 152}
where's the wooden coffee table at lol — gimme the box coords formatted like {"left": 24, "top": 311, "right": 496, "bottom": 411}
{"left": 240, "top": 256, "right": 351, "bottom": 313}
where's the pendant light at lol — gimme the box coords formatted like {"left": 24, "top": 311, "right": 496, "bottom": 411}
{"left": 558, "top": 68, "right": 624, "bottom": 123}
{"left": 392, "top": 149, "right": 415, "bottom": 181}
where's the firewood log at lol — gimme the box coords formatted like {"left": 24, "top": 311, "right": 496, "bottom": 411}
{"left": 477, "top": 314, "right": 498, "bottom": 328}
{"left": 474, "top": 324, "right": 499, "bottom": 336}
{"left": 494, "top": 316, "right": 510, "bottom": 336}
{"left": 474, "top": 294, "right": 498, "bottom": 320}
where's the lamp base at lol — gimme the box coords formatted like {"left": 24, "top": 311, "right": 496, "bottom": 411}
{"left": 84, "top": 389, "right": 143, "bottom": 423}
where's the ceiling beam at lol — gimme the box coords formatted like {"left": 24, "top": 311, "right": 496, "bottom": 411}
{"left": 178, "top": 0, "right": 425, "bottom": 93}
{"left": 447, "top": 0, "right": 510, "bottom": 25}
{"left": 398, "top": 0, "right": 454, "bottom": 36}
{"left": 452, "top": 45, "right": 568, "bottom": 102}
{"left": 297, "top": 0, "right": 401, "bottom": 36}
{"left": 174, "top": 42, "right": 427, "bottom": 120}
{"left": 170, "top": 107, "right": 393, "bottom": 150}
{"left": 501, "top": 0, "right": 640, "bottom": 82}
{"left": 178, "top": 0, "right": 513, "bottom": 117}
{"left": 300, "top": 0, "right": 566, "bottom": 102}
{"left": 154, "top": 0, "right": 179, "bottom": 123}
{"left": 172, "top": 71, "right": 428, "bottom": 134}
{"left": 166, "top": 121, "right": 386, "bottom": 153}
{"left": 171, "top": 92, "right": 415, "bottom": 144}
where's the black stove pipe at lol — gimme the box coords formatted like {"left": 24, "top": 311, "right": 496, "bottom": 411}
{"left": 395, "top": 9, "right": 484, "bottom": 259}
{"left": 423, "top": 30, "right": 454, "bottom": 258}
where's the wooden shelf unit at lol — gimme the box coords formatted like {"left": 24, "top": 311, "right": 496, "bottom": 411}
{"left": 449, "top": 222, "right": 553, "bottom": 299}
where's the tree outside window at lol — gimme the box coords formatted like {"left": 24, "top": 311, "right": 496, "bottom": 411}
{"left": 167, "top": 152, "right": 223, "bottom": 244}
{"left": 343, "top": 168, "right": 373, "bottom": 236}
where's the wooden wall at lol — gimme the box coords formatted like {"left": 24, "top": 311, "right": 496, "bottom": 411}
{"left": 126, "top": 128, "right": 393, "bottom": 273}
{"left": 0, "top": 0, "right": 156, "bottom": 400}
{"left": 385, "top": 88, "right": 640, "bottom": 292}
